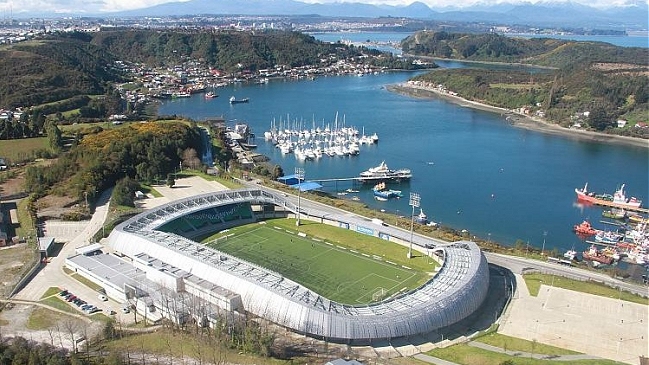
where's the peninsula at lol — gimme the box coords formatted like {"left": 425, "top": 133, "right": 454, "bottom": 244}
{"left": 396, "top": 31, "right": 649, "bottom": 147}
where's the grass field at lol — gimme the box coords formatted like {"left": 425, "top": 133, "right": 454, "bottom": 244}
{"left": 523, "top": 273, "right": 649, "bottom": 305}
{"left": 0, "top": 137, "right": 50, "bottom": 162}
{"left": 204, "top": 221, "right": 430, "bottom": 305}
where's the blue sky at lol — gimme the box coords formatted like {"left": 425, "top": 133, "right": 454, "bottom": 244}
{"left": 1, "top": 0, "right": 644, "bottom": 15}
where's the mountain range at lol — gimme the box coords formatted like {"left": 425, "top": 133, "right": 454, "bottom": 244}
{"left": 107, "top": 0, "right": 648, "bottom": 30}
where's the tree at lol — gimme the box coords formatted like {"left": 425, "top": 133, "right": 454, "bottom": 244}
{"left": 271, "top": 165, "right": 284, "bottom": 180}
{"left": 103, "top": 320, "right": 117, "bottom": 340}
{"left": 166, "top": 173, "right": 175, "bottom": 188}
{"left": 588, "top": 103, "right": 614, "bottom": 131}
{"left": 182, "top": 148, "right": 202, "bottom": 170}
{"left": 112, "top": 176, "right": 139, "bottom": 207}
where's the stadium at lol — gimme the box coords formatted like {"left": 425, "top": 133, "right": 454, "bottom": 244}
{"left": 105, "top": 187, "right": 489, "bottom": 343}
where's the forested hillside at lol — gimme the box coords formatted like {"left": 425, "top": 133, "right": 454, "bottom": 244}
{"left": 402, "top": 31, "right": 649, "bottom": 136}
{"left": 24, "top": 121, "right": 203, "bottom": 205}
{"left": 0, "top": 32, "right": 123, "bottom": 108}
{"left": 90, "top": 29, "right": 369, "bottom": 71}
{"left": 401, "top": 31, "right": 648, "bottom": 67}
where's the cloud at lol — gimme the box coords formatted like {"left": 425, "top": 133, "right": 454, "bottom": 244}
{"left": 1, "top": 0, "right": 646, "bottom": 15}
{"left": 0, "top": 0, "right": 180, "bottom": 14}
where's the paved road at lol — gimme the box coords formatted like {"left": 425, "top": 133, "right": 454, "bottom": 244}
{"left": 485, "top": 252, "right": 649, "bottom": 297}
{"left": 11, "top": 188, "right": 132, "bottom": 324}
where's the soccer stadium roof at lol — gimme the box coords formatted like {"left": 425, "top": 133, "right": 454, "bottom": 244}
{"left": 108, "top": 188, "right": 489, "bottom": 342}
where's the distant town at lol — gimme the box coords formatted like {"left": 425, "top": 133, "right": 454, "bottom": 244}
{"left": 0, "top": 14, "right": 631, "bottom": 46}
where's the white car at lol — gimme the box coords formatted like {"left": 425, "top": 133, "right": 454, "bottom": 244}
{"left": 98, "top": 294, "right": 108, "bottom": 301}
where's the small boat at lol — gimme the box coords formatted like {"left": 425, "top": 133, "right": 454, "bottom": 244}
{"left": 372, "top": 182, "right": 402, "bottom": 199}
{"left": 627, "top": 212, "right": 649, "bottom": 224}
{"left": 416, "top": 208, "right": 428, "bottom": 224}
{"left": 582, "top": 245, "right": 614, "bottom": 265}
{"left": 573, "top": 220, "right": 598, "bottom": 236}
{"left": 575, "top": 183, "right": 642, "bottom": 209}
{"left": 602, "top": 208, "right": 626, "bottom": 220}
{"left": 374, "top": 196, "right": 388, "bottom": 201}
{"left": 594, "top": 230, "right": 623, "bottom": 244}
{"left": 204, "top": 91, "right": 217, "bottom": 98}
{"left": 563, "top": 249, "right": 578, "bottom": 261}
{"left": 229, "top": 96, "right": 250, "bottom": 104}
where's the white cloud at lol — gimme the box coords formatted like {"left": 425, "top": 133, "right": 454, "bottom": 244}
{"left": 0, "top": 0, "right": 181, "bottom": 14}
{"left": 0, "top": 0, "right": 646, "bottom": 15}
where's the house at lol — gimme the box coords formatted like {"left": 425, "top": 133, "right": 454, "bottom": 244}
{"left": 0, "top": 157, "right": 7, "bottom": 170}
{"left": 617, "top": 120, "right": 627, "bottom": 128}
{"left": 635, "top": 122, "right": 648, "bottom": 129}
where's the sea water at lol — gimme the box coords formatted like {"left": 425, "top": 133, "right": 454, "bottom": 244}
{"left": 158, "top": 71, "right": 648, "bottom": 255}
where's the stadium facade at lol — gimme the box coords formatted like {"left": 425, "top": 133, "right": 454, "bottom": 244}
{"left": 107, "top": 188, "right": 489, "bottom": 342}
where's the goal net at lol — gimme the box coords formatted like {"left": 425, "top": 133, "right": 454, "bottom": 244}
{"left": 372, "top": 288, "right": 387, "bottom": 302}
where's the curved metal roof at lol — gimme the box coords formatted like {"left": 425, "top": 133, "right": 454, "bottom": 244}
{"left": 109, "top": 188, "right": 489, "bottom": 341}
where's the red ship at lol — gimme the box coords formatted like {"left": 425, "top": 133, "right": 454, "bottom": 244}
{"left": 573, "top": 220, "right": 598, "bottom": 236}
{"left": 575, "top": 183, "right": 642, "bottom": 209}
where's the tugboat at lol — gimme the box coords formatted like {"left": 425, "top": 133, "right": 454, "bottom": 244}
{"left": 573, "top": 220, "right": 598, "bottom": 236}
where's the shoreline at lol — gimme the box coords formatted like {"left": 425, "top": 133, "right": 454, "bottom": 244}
{"left": 387, "top": 83, "right": 649, "bottom": 149}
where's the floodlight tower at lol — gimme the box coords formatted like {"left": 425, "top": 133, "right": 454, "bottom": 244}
{"left": 295, "top": 167, "right": 304, "bottom": 226}
{"left": 408, "top": 192, "right": 420, "bottom": 258}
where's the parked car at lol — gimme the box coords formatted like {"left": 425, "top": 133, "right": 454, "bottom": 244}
{"left": 98, "top": 294, "right": 108, "bottom": 301}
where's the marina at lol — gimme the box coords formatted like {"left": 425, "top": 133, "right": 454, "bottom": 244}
{"left": 263, "top": 114, "right": 379, "bottom": 161}
{"left": 158, "top": 70, "right": 648, "bottom": 257}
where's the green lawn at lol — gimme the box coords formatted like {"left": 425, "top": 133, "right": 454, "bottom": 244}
{"left": 475, "top": 332, "right": 579, "bottom": 356}
{"left": 204, "top": 221, "right": 430, "bottom": 305}
{"left": 426, "top": 343, "right": 622, "bottom": 365}
{"left": 0, "top": 137, "right": 50, "bottom": 162}
{"left": 523, "top": 273, "right": 649, "bottom": 305}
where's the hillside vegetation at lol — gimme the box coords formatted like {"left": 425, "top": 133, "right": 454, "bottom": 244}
{"left": 402, "top": 31, "right": 649, "bottom": 136}
{"left": 90, "top": 29, "right": 412, "bottom": 71}
{"left": 0, "top": 32, "right": 123, "bottom": 109}
{"left": 0, "top": 29, "right": 416, "bottom": 138}
{"left": 24, "top": 121, "right": 203, "bottom": 215}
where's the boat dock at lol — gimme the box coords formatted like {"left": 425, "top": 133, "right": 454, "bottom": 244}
{"left": 589, "top": 200, "right": 649, "bottom": 214}
{"left": 312, "top": 176, "right": 405, "bottom": 183}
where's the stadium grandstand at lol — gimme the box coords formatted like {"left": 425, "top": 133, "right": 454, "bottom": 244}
{"left": 106, "top": 188, "right": 489, "bottom": 343}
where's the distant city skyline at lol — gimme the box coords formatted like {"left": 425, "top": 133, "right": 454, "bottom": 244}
{"left": 1, "top": 0, "right": 646, "bottom": 16}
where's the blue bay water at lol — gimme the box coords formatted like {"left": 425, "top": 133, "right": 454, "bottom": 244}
{"left": 311, "top": 31, "right": 649, "bottom": 49}
{"left": 158, "top": 71, "right": 648, "bottom": 255}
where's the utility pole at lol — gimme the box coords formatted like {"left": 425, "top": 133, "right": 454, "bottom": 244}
{"left": 408, "top": 192, "right": 420, "bottom": 259}
{"left": 295, "top": 167, "right": 304, "bottom": 227}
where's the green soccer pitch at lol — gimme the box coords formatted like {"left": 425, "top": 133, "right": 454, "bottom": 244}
{"left": 202, "top": 221, "right": 432, "bottom": 305}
